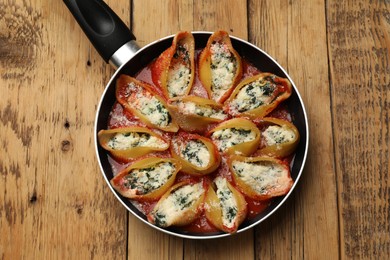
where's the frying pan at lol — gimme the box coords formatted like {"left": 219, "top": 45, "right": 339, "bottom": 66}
{"left": 64, "top": 0, "right": 309, "bottom": 239}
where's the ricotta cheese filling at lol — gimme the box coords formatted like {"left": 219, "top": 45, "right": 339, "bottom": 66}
{"left": 152, "top": 182, "right": 204, "bottom": 227}
{"left": 174, "top": 101, "right": 228, "bottom": 120}
{"left": 166, "top": 45, "right": 191, "bottom": 98}
{"left": 107, "top": 132, "right": 168, "bottom": 150}
{"left": 167, "top": 63, "right": 191, "bottom": 98}
{"left": 214, "top": 177, "right": 238, "bottom": 228}
{"left": 210, "top": 42, "right": 237, "bottom": 101}
{"left": 262, "top": 125, "right": 296, "bottom": 146}
{"left": 126, "top": 82, "right": 171, "bottom": 127}
{"left": 180, "top": 140, "right": 210, "bottom": 168}
{"left": 229, "top": 79, "right": 275, "bottom": 114}
{"left": 124, "top": 162, "right": 175, "bottom": 195}
{"left": 211, "top": 128, "right": 256, "bottom": 153}
{"left": 232, "top": 160, "right": 288, "bottom": 195}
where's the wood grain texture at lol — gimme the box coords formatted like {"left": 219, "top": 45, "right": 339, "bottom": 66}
{"left": 2, "top": 0, "right": 388, "bottom": 259}
{"left": 184, "top": 1, "right": 253, "bottom": 259}
{"left": 192, "top": 0, "right": 248, "bottom": 39}
{"left": 129, "top": 1, "right": 188, "bottom": 259}
{"left": 249, "top": 0, "right": 339, "bottom": 259}
{"left": 0, "top": 0, "right": 129, "bottom": 258}
{"left": 327, "top": 0, "right": 390, "bottom": 258}
{"left": 131, "top": 1, "right": 253, "bottom": 260}
{"left": 132, "top": 0, "right": 194, "bottom": 46}
{"left": 287, "top": 1, "right": 340, "bottom": 258}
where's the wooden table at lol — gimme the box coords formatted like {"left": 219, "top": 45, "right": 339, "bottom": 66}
{"left": 1, "top": 0, "right": 389, "bottom": 259}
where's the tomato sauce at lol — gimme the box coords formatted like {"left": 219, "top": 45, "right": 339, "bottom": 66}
{"left": 105, "top": 51, "right": 294, "bottom": 234}
{"left": 246, "top": 197, "right": 271, "bottom": 219}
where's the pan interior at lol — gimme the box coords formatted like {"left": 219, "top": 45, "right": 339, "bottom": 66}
{"left": 95, "top": 32, "right": 308, "bottom": 239}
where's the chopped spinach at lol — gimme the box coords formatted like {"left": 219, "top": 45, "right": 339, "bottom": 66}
{"left": 181, "top": 140, "right": 205, "bottom": 167}
{"left": 176, "top": 193, "right": 194, "bottom": 210}
{"left": 154, "top": 212, "right": 167, "bottom": 227}
{"left": 174, "top": 45, "right": 190, "bottom": 63}
{"left": 143, "top": 101, "right": 171, "bottom": 126}
{"left": 179, "top": 195, "right": 190, "bottom": 209}
{"left": 216, "top": 181, "right": 238, "bottom": 224}
{"left": 262, "top": 83, "right": 273, "bottom": 96}
{"left": 232, "top": 165, "right": 243, "bottom": 176}
{"left": 226, "top": 207, "right": 238, "bottom": 222}
{"left": 232, "top": 128, "right": 251, "bottom": 136}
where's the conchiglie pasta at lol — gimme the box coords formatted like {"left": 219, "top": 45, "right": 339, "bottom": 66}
{"left": 229, "top": 156, "right": 293, "bottom": 200}
{"left": 98, "top": 126, "right": 169, "bottom": 160}
{"left": 225, "top": 73, "right": 292, "bottom": 119}
{"left": 204, "top": 176, "right": 247, "bottom": 233}
{"left": 116, "top": 75, "right": 179, "bottom": 132}
{"left": 147, "top": 181, "right": 206, "bottom": 227}
{"left": 168, "top": 95, "right": 228, "bottom": 133}
{"left": 208, "top": 118, "right": 261, "bottom": 156}
{"left": 152, "top": 31, "right": 195, "bottom": 99}
{"left": 170, "top": 132, "right": 221, "bottom": 175}
{"left": 199, "top": 31, "right": 242, "bottom": 103}
{"left": 257, "top": 117, "right": 300, "bottom": 158}
{"left": 110, "top": 157, "right": 181, "bottom": 201}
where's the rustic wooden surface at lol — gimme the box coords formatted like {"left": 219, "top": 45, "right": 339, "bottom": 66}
{"left": 0, "top": 0, "right": 389, "bottom": 259}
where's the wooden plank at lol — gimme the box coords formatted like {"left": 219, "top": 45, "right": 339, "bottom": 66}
{"left": 132, "top": 0, "right": 247, "bottom": 46}
{"left": 0, "top": 0, "right": 129, "bottom": 258}
{"left": 127, "top": 222, "right": 183, "bottom": 260}
{"left": 184, "top": 232, "right": 254, "bottom": 260}
{"left": 192, "top": 0, "right": 248, "bottom": 39}
{"left": 131, "top": 1, "right": 252, "bottom": 259}
{"left": 287, "top": 0, "right": 340, "bottom": 257}
{"left": 249, "top": 0, "right": 339, "bottom": 259}
{"left": 185, "top": 1, "right": 253, "bottom": 259}
{"left": 128, "top": 1, "right": 190, "bottom": 259}
{"left": 249, "top": 1, "right": 295, "bottom": 258}
{"left": 327, "top": 0, "right": 390, "bottom": 258}
{"left": 248, "top": 0, "right": 288, "bottom": 67}
{"left": 132, "top": 0, "right": 194, "bottom": 46}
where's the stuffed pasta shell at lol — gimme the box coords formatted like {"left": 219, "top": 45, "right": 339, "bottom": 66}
{"left": 116, "top": 75, "right": 179, "bottom": 132}
{"left": 199, "top": 31, "right": 242, "bottom": 103}
{"left": 209, "top": 118, "right": 261, "bottom": 156}
{"left": 229, "top": 156, "right": 293, "bottom": 200}
{"left": 152, "top": 31, "right": 195, "bottom": 99}
{"left": 225, "top": 73, "right": 292, "bottom": 119}
{"left": 147, "top": 181, "right": 206, "bottom": 227}
{"left": 110, "top": 157, "right": 181, "bottom": 201}
{"left": 170, "top": 132, "right": 221, "bottom": 175}
{"left": 204, "top": 176, "right": 247, "bottom": 233}
{"left": 168, "top": 95, "right": 228, "bottom": 132}
{"left": 258, "top": 117, "right": 300, "bottom": 157}
{"left": 98, "top": 126, "right": 169, "bottom": 160}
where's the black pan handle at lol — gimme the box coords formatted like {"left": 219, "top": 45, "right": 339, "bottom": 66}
{"left": 63, "top": 0, "right": 138, "bottom": 67}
